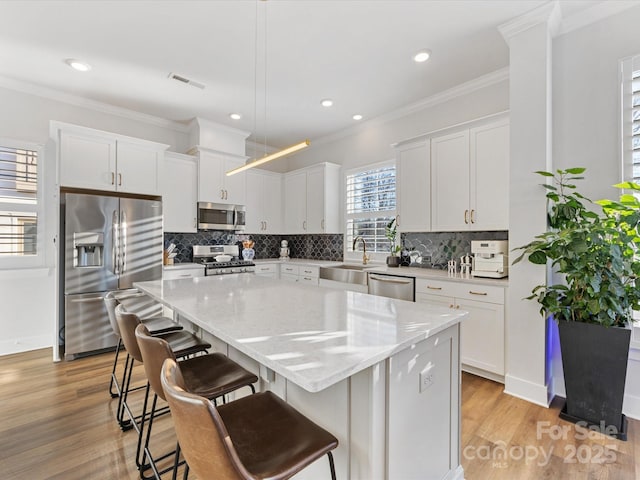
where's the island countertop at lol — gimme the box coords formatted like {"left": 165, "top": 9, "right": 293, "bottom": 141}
{"left": 134, "top": 274, "right": 467, "bottom": 393}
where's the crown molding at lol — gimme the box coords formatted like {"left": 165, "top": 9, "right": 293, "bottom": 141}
{"left": 312, "top": 67, "right": 509, "bottom": 148}
{"left": 557, "top": 0, "right": 640, "bottom": 36}
{"left": 0, "top": 74, "right": 190, "bottom": 133}
{"left": 189, "top": 117, "right": 251, "bottom": 139}
{"left": 498, "top": 1, "right": 562, "bottom": 45}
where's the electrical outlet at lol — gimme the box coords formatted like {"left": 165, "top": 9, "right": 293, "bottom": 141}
{"left": 419, "top": 366, "right": 434, "bottom": 393}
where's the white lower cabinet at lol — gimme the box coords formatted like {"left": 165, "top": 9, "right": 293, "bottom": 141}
{"left": 254, "top": 263, "right": 279, "bottom": 279}
{"left": 279, "top": 264, "right": 320, "bottom": 285}
{"left": 415, "top": 277, "right": 505, "bottom": 382}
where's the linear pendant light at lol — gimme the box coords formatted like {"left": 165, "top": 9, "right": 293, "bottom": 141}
{"left": 226, "top": 0, "right": 309, "bottom": 177}
{"left": 226, "top": 140, "right": 310, "bottom": 176}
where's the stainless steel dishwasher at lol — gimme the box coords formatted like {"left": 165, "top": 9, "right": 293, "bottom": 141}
{"left": 368, "top": 273, "right": 415, "bottom": 301}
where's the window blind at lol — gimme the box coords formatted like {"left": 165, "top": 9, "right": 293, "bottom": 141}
{"left": 632, "top": 69, "right": 640, "bottom": 182}
{"left": 0, "top": 145, "right": 38, "bottom": 256}
{"left": 345, "top": 164, "right": 396, "bottom": 254}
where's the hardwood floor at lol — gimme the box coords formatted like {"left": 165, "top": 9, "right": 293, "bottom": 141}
{"left": 1, "top": 348, "right": 638, "bottom": 479}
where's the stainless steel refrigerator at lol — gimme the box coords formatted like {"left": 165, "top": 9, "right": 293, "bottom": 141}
{"left": 61, "top": 192, "right": 163, "bottom": 359}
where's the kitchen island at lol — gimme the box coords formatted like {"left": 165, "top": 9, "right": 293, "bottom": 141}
{"left": 134, "top": 274, "right": 467, "bottom": 480}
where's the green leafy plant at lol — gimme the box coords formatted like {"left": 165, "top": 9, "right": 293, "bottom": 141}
{"left": 385, "top": 218, "right": 401, "bottom": 256}
{"left": 513, "top": 168, "right": 640, "bottom": 327}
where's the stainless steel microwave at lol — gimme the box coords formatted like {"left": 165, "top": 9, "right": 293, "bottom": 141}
{"left": 197, "top": 202, "right": 246, "bottom": 231}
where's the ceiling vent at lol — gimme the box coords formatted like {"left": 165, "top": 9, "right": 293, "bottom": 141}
{"left": 168, "top": 72, "right": 205, "bottom": 90}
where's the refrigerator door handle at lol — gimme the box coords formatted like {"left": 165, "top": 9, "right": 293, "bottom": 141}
{"left": 69, "top": 295, "right": 105, "bottom": 304}
{"left": 120, "top": 210, "right": 127, "bottom": 274}
{"left": 112, "top": 210, "right": 119, "bottom": 275}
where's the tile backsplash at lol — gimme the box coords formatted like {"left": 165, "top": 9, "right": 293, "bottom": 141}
{"left": 163, "top": 231, "right": 344, "bottom": 263}
{"left": 164, "top": 229, "right": 507, "bottom": 267}
{"left": 401, "top": 231, "right": 509, "bottom": 269}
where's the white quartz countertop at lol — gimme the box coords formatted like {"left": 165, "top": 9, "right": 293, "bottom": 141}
{"left": 253, "top": 258, "right": 508, "bottom": 286}
{"left": 134, "top": 275, "right": 466, "bottom": 393}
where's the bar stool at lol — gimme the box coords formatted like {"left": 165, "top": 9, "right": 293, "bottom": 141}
{"left": 105, "top": 292, "right": 183, "bottom": 400}
{"left": 115, "top": 305, "right": 211, "bottom": 436}
{"left": 135, "top": 324, "right": 258, "bottom": 480}
{"left": 161, "top": 358, "right": 338, "bottom": 480}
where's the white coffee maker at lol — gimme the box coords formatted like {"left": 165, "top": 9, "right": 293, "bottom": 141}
{"left": 279, "top": 240, "right": 290, "bottom": 260}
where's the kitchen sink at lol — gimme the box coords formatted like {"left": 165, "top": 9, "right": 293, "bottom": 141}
{"left": 319, "top": 264, "right": 375, "bottom": 285}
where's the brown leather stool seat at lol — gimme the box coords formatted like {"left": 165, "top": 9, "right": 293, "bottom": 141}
{"left": 114, "top": 305, "right": 211, "bottom": 436}
{"left": 162, "top": 358, "right": 338, "bottom": 480}
{"left": 135, "top": 324, "right": 258, "bottom": 479}
{"left": 104, "top": 291, "right": 182, "bottom": 406}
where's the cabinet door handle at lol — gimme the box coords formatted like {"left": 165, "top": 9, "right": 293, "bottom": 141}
{"left": 427, "top": 286, "right": 442, "bottom": 290}
{"left": 220, "top": 189, "right": 224, "bottom": 199}
{"left": 118, "top": 173, "right": 122, "bottom": 186}
{"left": 303, "top": 220, "right": 307, "bottom": 230}
{"left": 111, "top": 172, "right": 115, "bottom": 185}
{"left": 179, "top": 274, "right": 192, "bottom": 278}
{"left": 469, "top": 290, "right": 488, "bottom": 296}
{"left": 194, "top": 218, "right": 197, "bottom": 228}
{"left": 455, "top": 305, "right": 460, "bottom": 309}
{"left": 264, "top": 221, "right": 267, "bottom": 230}
{"left": 225, "top": 190, "right": 228, "bottom": 200}
{"left": 449, "top": 304, "right": 454, "bottom": 309}
{"left": 464, "top": 210, "right": 469, "bottom": 224}
{"left": 470, "top": 209, "right": 475, "bottom": 224}
{"left": 396, "top": 214, "right": 400, "bottom": 227}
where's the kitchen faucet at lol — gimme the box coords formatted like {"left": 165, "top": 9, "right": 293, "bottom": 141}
{"left": 353, "top": 236, "right": 370, "bottom": 265}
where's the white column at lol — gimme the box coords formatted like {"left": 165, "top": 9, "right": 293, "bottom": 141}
{"left": 499, "top": 3, "right": 560, "bottom": 406}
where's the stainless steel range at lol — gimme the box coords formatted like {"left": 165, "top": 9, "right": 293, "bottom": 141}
{"left": 192, "top": 245, "right": 255, "bottom": 276}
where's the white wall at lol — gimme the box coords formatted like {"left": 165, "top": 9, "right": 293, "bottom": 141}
{"left": 286, "top": 77, "right": 509, "bottom": 172}
{"left": 0, "top": 86, "right": 189, "bottom": 357}
{"left": 551, "top": 5, "right": 640, "bottom": 420}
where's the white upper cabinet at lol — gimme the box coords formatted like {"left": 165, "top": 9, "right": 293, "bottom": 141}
{"left": 470, "top": 119, "right": 510, "bottom": 231}
{"left": 245, "top": 169, "right": 282, "bottom": 233}
{"left": 431, "top": 116, "right": 509, "bottom": 231}
{"left": 431, "top": 130, "right": 470, "bottom": 231}
{"left": 284, "top": 163, "right": 341, "bottom": 234}
{"left": 58, "top": 123, "right": 167, "bottom": 195}
{"left": 395, "top": 139, "right": 431, "bottom": 232}
{"left": 162, "top": 152, "right": 198, "bottom": 233}
{"left": 284, "top": 170, "right": 307, "bottom": 234}
{"left": 196, "top": 148, "right": 247, "bottom": 205}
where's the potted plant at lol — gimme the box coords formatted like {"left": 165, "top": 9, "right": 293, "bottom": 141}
{"left": 514, "top": 168, "right": 640, "bottom": 440}
{"left": 385, "top": 218, "right": 402, "bottom": 267}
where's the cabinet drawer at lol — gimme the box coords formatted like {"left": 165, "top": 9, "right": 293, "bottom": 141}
{"left": 299, "top": 265, "right": 319, "bottom": 278}
{"left": 163, "top": 266, "right": 205, "bottom": 280}
{"left": 281, "top": 265, "right": 300, "bottom": 275}
{"left": 281, "top": 273, "right": 299, "bottom": 282}
{"left": 299, "top": 275, "right": 319, "bottom": 285}
{"left": 453, "top": 284, "right": 504, "bottom": 304}
{"left": 415, "top": 278, "right": 504, "bottom": 304}
{"left": 415, "top": 278, "right": 457, "bottom": 297}
{"left": 255, "top": 264, "right": 279, "bottom": 275}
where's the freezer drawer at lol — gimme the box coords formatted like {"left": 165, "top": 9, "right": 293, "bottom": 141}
{"left": 64, "top": 289, "right": 162, "bottom": 359}
{"left": 64, "top": 292, "right": 118, "bottom": 359}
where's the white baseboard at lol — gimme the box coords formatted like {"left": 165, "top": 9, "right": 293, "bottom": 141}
{"left": 623, "top": 393, "right": 640, "bottom": 421}
{"left": 0, "top": 335, "right": 51, "bottom": 356}
{"left": 504, "top": 374, "right": 550, "bottom": 407}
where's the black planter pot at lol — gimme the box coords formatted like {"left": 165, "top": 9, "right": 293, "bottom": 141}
{"left": 557, "top": 321, "right": 631, "bottom": 440}
{"left": 386, "top": 256, "right": 400, "bottom": 267}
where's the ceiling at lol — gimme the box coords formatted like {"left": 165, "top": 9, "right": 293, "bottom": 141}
{"left": 0, "top": 0, "right": 613, "bottom": 148}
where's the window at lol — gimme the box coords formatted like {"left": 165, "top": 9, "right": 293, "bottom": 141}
{"left": 344, "top": 162, "right": 396, "bottom": 261}
{"left": 0, "top": 142, "right": 39, "bottom": 260}
{"left": 621, "top": 55, "right": 640, "bottom": 349}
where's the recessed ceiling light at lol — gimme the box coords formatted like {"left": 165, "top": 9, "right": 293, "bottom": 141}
{"left": 65, "top": 59, "right": 91, "bottom": 72}
{"left": 229, "top": 113, "right": 242, "bottom": 120}
{"left": 320, "top": 99, "right": 334, "bottom": 107}
{"left": 413, "top": 50, "right": 431, "bottom": 63}
{"left": 352, "top": 114, "right": 363, "bottom": 121}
